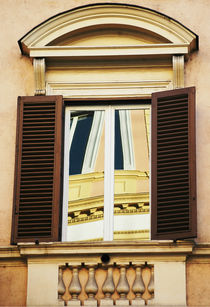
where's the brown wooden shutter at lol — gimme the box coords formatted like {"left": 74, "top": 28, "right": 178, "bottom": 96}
{"left": 151, "top": 87, "right": 196, "bottom": 240}
{"left": 12, "top": 96, "right": 63, "bottom": 243}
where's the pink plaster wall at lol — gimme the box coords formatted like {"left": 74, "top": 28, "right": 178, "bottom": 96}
{"left": 0, "top": 264, "right": 27, "bottom": 306}
{"left": 0, "top": 1, "right": 210, "bottom": 306}
{"left": 0, "top": 0, "right": 209, "bottom": 245}
{"left": 187, "top": 261, "right": 210, "bottom": 306}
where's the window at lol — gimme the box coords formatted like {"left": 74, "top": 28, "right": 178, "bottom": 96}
{"left": 62, "top": 103, "right": 150, "bottom": 242}
{"left": 11, "top": 87, "right": 196, "bottom": 244}
{"left": 13, "top": 3, "right": 198, "bottom": 244}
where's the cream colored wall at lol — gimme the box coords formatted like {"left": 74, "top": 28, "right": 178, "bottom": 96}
{"left": 0, "top": 1, "right": 210, "bottom": 305}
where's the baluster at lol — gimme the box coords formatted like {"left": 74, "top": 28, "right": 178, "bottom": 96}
{"left": 58, "top": 267, "right": 66, "bottom": 300}
{"left": 147, "top": 267, "right": 154, "bottom": 305}
{"left": 68, "top": 267, "right": 82, "bottom": 305}
{"left": 116, "top": 266, "right": 129, "bottom": 305}
{"left": 148, "top": 268, "right": 154, "bottom": 297}
{"left": 84, "top": 266, "right": 98, "bottom": 306}
{"left": 101, "top": 267, "right": 115, "bottom": 305}
{"left": 132, "top": 266, "right": 145, "bottom": 305}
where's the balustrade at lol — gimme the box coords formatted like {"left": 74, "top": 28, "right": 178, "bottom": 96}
{"left": 57, "top": 262, "right": 154, "bottom": 306}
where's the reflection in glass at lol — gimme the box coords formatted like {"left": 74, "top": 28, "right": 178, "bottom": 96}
{"left": 67, "top": 110, "right": 105, "bottom": 241}
{"left": 115, "top": 110, "right": 123, "bottom": 170}
{"left": 114, "top": 109, "right": 150, "bottom": 241}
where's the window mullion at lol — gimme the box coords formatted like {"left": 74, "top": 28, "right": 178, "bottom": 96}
{"left": 104, "top": 106, "right": 115, "bottom": 241}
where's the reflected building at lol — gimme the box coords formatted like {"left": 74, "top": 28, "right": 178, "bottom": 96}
{"left": 67, "top": 108, "right": 150, "bottom": 241}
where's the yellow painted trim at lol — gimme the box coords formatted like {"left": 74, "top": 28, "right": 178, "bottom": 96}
{"left": 114, "top": 229, "right": 149, "bottom": 241}
{"left": 68, "top": 202, "right": 149, "bottom": 225}
{"left": 68, "top": 192, "right": 149, "bottom": 212}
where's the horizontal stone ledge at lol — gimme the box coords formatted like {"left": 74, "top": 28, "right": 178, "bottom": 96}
{"left": 14, "top": 241, "right": 194, "bottom": 260}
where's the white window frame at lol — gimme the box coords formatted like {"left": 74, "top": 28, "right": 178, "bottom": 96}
{"left": 62, "top": 103, "right": 151, "bottom": 242}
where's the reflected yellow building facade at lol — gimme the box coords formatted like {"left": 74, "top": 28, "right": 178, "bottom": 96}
{"left": 68, "top": 109, "right": 150, "bottom": 241}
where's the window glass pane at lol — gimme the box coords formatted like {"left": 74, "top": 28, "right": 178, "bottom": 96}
{"left": 115, "top": 110, "right": 123, "bottom": 170}
{"left": 113, "top": 109, "right": 150, "bottom": 241}
{"left": 67, "top": 110, "right": 105, "bottom": 241}
{"left": 69, "top": 111, "right": 94, "bottom": 175}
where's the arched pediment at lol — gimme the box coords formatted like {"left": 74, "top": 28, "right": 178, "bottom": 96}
{"left": 19, "top": 3, "right": 198, "bottom": 57}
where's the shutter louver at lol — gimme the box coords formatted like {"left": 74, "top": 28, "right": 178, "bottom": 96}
{"left": 12, "top": 96, "right": 63, "bottom": 243}
{"left": 151, "top": 87, "right": 196, "bottom": 240}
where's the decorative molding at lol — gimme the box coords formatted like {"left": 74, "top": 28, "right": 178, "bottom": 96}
{"left": 19, "top": 4, "right": 198, "bottom": 55}
{"left": 30, "top": 44, "right": 189, "bottom": 58}
{"left": 68, "top": 188, "right": 149, "bottom": 212}
{"left": 33, "top": 58, "right": 46, "bottom": 95}
{"left": 46, "top": 80, "right": 173, "bottom": 98}
{"left": 17, "top": 241, "right": 194, "bottom": 258}
{"left": 68, "top": 202, "right": 149, "bottom": 225}
{"left": 114, "top": 229, "right": 149, "bottom": 235}
{"left": 0, "top": 260, "right": 26, "bottom": 267}
{"left": 7, "top": 241, "right": 210, "bottom": 261}
{"left": 173, "top": 55, "right": 184, "bottom": 88}
{"left": 0, "top": 246, "right": 21, "bottom": 258}
{"left": 46, "top": 58, "right": 171, "bottom": 70}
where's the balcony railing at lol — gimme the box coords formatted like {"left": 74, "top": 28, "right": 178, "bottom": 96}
{"left": 58, "top": 262, "right": 154, "bottom": 306}
{"left": 13, "top": 241, "right": 193, "bottom": 306}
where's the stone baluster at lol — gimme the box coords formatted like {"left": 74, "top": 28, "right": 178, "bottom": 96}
{"left": 68, "top": 267, "right": 82, "bottom": 305}
{"left": 58, "top": 267, "right": 66, "bottom": 300}
{"left": 116, "top": 266, "right": 129, "bottom": 305}
{"left": 84, "top": 266, "right": 98, "bottom": 306}
{"left": 131, "top": 266, "right": 145, "bottom": 305}
{"left": 148, "top": 268, "right": 154, "bottom": 297}
{"left": 101, "top": 267, "right": 115, "bottom": 305}
{"left": 147, "top": 267, "right": 154, "bottom": 305}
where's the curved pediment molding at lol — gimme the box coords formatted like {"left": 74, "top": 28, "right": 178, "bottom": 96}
{"left": 19, "top": 3, "right": 198, "bottom": 57}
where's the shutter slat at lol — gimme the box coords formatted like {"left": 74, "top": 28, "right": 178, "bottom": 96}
{"left": 12, "top": 96, "right": 63, "bottom": 243}
{"left": 151, "top": 87, "right": 196, "bottom": 240}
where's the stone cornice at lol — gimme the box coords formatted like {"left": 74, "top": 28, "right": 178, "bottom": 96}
{"left": 2, "top": 242, "right": 210, "bottom": 262}
{"left": 15, "top": 241, "right": 195, "bottom": 260}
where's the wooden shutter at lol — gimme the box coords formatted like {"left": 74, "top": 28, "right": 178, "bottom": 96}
{"left": 12, "top": 96, "right": 63, "bottom": 243}
{"left": 151, "top": 87, "right": 196, "bottom": 240}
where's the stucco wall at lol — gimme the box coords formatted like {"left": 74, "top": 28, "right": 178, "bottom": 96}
{"left": 1, "top": 0, "right": 210, "bottom": 245}
{"left": 187, "top": 260, "right": 210, "bottom": 306}
{"left": 0, "top": 262, "right": 27, "bottom": 306}
{"left": 0, "top": 2, "right": 210, "bottom": 305}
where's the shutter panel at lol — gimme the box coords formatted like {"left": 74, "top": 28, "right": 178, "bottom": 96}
{"left": 12, "top": 96, "right": 63, "bottom": 243}
{"left": 151, "top": 87, "right": 196, "bottom": 240}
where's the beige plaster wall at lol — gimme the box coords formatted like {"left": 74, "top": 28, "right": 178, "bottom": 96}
{"left": 187, "top": 260, "right": 210, "bottom": 306}
{"left": 0, "top": 262, "right": 27, "bottom": 306}
{"left": 0, "top": 0, "right": 210, "bottom": 246}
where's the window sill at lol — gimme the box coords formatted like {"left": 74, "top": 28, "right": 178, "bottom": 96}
{"left": 1, "top": 241, "right": 197, "bottom": 261}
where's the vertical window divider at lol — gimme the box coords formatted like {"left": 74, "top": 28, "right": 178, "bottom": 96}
{"left": 62, "top": 109, "right": 71, "bottom": 241}
{"left": 104, "top": 106, "right": 115, "bottom": 241}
